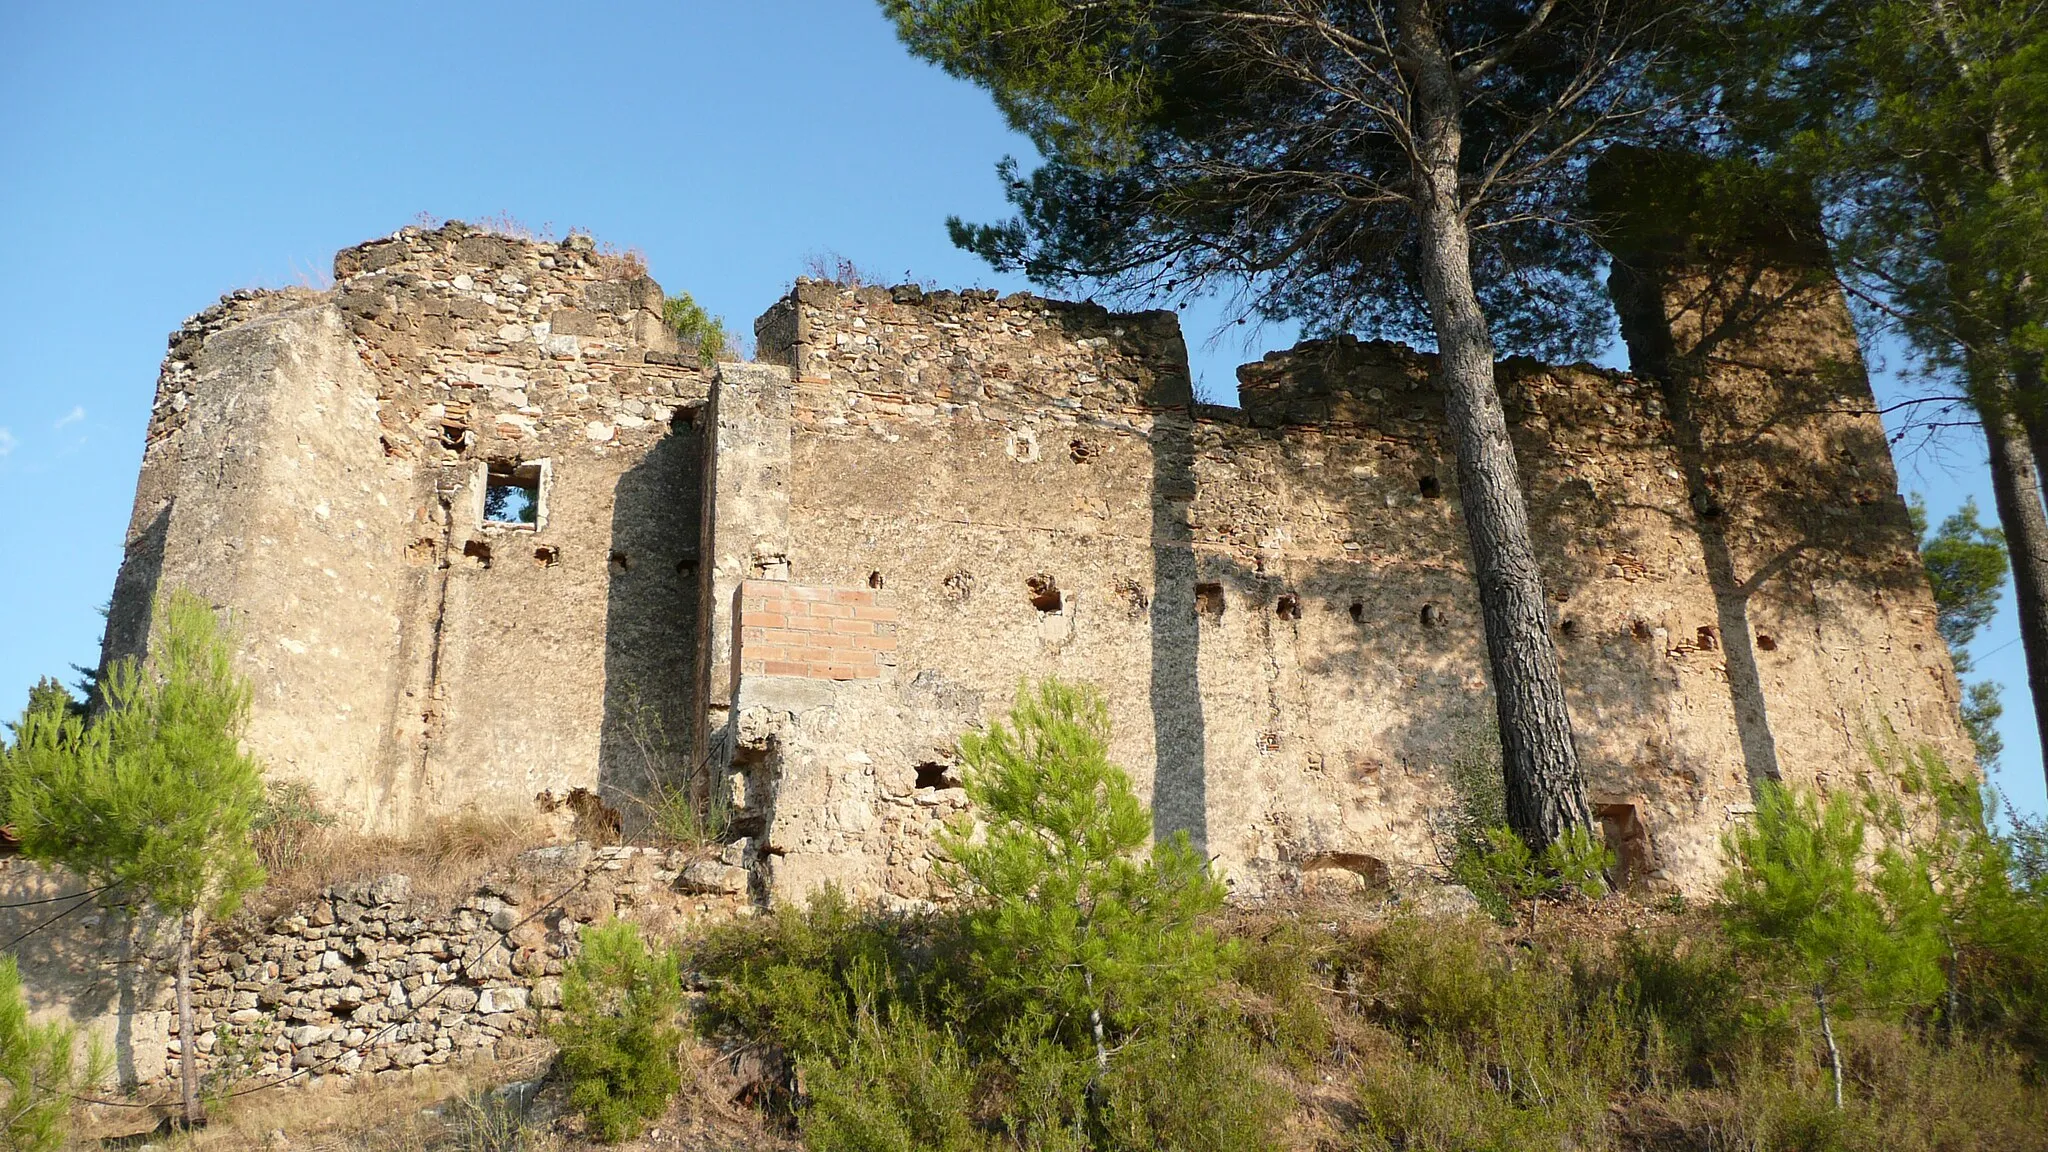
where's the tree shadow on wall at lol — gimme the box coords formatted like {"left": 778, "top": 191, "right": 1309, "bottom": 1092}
{"left": 597, "top": 413, "right": 706, "bottom": 831}
{"left": 1610, "top": 254, "right": 1926, "bottom": 793}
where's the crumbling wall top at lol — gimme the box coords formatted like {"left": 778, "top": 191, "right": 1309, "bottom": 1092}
{"left": 756, "top": 278, "right": 1194, "bottom": 416}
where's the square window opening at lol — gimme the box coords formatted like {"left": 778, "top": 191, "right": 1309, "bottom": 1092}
{"left": 484, "top": 461, "right": 545, "bottom": 528}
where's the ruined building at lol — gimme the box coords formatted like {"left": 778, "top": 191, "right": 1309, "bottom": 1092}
{"left": 103, "top": 207, "right": 1975, "bottom": 907}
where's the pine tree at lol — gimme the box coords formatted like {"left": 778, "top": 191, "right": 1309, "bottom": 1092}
{"left": 878, "top": 1, "right": 1713, "bottom": 851}
{"left": 0, "top": 956, "right": 100, "bottom": 1152}
{"left": 1910, "top": 495, "right": 2012, "bottom": 765}
{"left": 942, "top": 679, "right": 1230, "bottom": 1070}
{"left": 1720, "top": 783, "right": 1946, "bottom": 1109}
{"left": 6, "top": 589, "right": 266, "bottom": 1128}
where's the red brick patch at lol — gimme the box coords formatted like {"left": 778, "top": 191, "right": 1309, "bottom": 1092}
{"left": 738, "top": 579, "right": 895, "bottom": 681}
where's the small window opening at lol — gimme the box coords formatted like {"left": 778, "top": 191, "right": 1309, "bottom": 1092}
{"left": 1349, "top": 601, "right": 1365, "bottom": 623}
{"left": 1195, "top": 582, "right": 1226, "bottom": 619}
{"left": 1276, "top": 594, "right": 1302, "bottom": 621}
{"left": 533, "top": 545, "right": 560, "bottom": 568}
{"left": 461, "top": 540, "right": 492, "bottom": 569}
{"left": 1756, "top": 633, "right": 1778, "bottom": 652}
{"left": 484, "top": 461, "right": 542, "bottom": 527}
{"left": 1420, "top": 603, "right": 1445, "bottom": 628}
{"left": 1418, "top": 474, "right": 1442, "bottom": 498}
{"left": 868, "top": 570, "right": 884, "bottom": 589}
{"left": 608, "top": 551, "right": 631, "bottom": 576}
{"left": 1696, "top": 625, "right": 1720, "bottom": 652}
{"left": 439, "top": 422, "right": 469, "bottom": 452}
{"left": 1027, "top": 574, "right": 1063, "bottom": 613}
{"left": 914, "top": 762, "right": 960, "bottom": 790}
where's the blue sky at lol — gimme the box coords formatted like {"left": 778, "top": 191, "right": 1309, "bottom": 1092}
{"left": 2, "top": 2, "right": 2039, "bottom": 820}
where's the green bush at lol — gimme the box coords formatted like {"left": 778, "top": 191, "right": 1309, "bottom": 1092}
{"left": 0, "top": 956, "right": 97, "bottom": 1152}
{"left": 1349, "top": 918, "right": 1634, "bottom": 1151}
{"left": 800, "top": 1000, "right": 989, "bottom": 1152}
{"left": 661, "top": 293, "right": 732, "bottom": 367}
{"left": 551, "top": 921, "right": 683, "bottom": 1143}
{"left": 696, "top": 678, "right": 1278, "bottom": 1152}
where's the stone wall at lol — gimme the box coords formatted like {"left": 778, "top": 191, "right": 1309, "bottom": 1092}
{"left": 0, "top": 846, "right": 749, "bottom": 1092}
{"left": 721, "top": 260, "right": 1970, "bottom": 904}
{"left": 101, "top": 219, "right": 1974, "bottom": 909}
{"left": 108, "top": 225, "right": 713, "bottom": 831}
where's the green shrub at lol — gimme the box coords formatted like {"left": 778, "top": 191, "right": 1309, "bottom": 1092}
{"left": 800, "top": 1000, "right": 989, "bottom": 1152}
{"left": 1349, "top": 919, "right": 1633, "bottom": 1151}
{"left": 551, "top": 921, "right": 683, "bottom": 1143}
{"left": 696, "top": 678, "right": 1278, "bottom": 1152}
{"left": 1097, "top": 1019, "right": 1279, "bottom": 1152}
{"left": 0, "top": 956, "right": 97, "bottom": 1152}
{"left": 1232, "top": 922, "right": 1332, "bottom": 1074}
{"left": 1430, "top": 722, "right": 1612, "bottom": 924}
{"left": 662, "top": 293, "right": 732, "bottom": 367}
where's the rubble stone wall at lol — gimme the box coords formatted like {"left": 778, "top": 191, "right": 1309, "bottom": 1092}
{"left": 0, "top": 846, "right": 750, "bottom": 1092}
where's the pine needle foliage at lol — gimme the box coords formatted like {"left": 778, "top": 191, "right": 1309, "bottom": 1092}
{"left": 7, "top": 590, "right": 266, "bottom": 921}
{"left": 1721, "top": 782, "right": 1946, "bottom": 1107}
{"left": 551, "top": 921, "right": 684, "bottom": 1143}
{"left": 0, "top": 956, "right": 97, "bottom": 1152}
{"left": 4, "top": 588, "right": 266, "bottom": 1127}
{"left": 942, "top": 679, "right": 1230, "bottom": 1058}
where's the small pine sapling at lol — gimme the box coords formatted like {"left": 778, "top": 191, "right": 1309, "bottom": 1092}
{"left": 551, "top": 921, "right": 684, "bottom": 1143}
{"left": 0, "top": 956, "right": 103, "bottom": 1152}
{"left": 941, "top": 679, "right": 1230, "bottom": 1071}
{"left": 1720, "top": 782, "right": 1944, "bottom": 1109}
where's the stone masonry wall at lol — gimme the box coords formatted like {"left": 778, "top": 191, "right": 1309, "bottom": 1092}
{"left": 0, "top": 846, "right": 750, "bottom": 1093}
{"left": 729, "top": 269, "right": 1971, "bottom": 905}
{"left": 108, "top": 224, "right": 713, "bottom": 831}
{"left": 100, "top": 221, "right": 1974, "bottom": 914}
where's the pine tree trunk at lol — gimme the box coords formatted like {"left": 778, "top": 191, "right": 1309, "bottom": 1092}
{"left": 1814, "top": 984, "right": 1843, "bottom": 1111}
{"left": 1980, "top": 404, "right": 2048, "bottom": 791}
{"left": 1084, "top": 970, "right": 1109, "bottom": 1072}
{"left": 1396, "top": 0, "right": 1592, "bottom": 850}
{"left": 177, "top": 910, "right": 203, "bottom": 1128}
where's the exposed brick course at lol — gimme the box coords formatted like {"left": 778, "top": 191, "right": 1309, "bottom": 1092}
{"left": 738, "top": 579, "right": 889, "bottom": 680}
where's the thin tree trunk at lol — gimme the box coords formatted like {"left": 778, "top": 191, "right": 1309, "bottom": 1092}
{"left": 1084, "top": 970, "right": 1109, "bottom": 1072}
{"left": 1396, "top": 0, "right": 1592, "bottom": 850}
{"left": 176, "top": 909, "right": 203, "bottom": 1127}
{"left": 1980, "top": 403, "right": 2048, "bottom": 791}
{"left": 1814, "top": 984, "right": 1843, "bottom": 1110}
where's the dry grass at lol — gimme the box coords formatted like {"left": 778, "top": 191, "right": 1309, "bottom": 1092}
{"left": 251, "top": 806, "right": 556, "bottom": 918}
{"left": 594, "top": 245, "right": 649, "bottom": 281}
{"left": 71, "top": 1058, "right": 536, "bottom": 1152}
